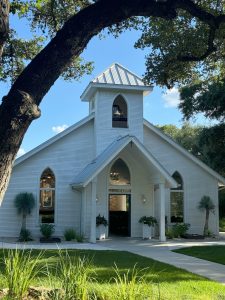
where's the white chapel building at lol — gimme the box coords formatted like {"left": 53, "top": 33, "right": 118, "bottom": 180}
{"left": 1, "top": 63, "right": 225, "bottom": 242}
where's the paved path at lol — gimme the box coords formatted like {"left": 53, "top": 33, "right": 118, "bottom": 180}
{"left": 1, "top": 238, "right": 225, "bottom": 284}
{"left": 98, "top": 238, "right": 225, "bottom": 284}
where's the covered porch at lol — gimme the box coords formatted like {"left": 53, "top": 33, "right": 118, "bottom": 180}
{"left": 71, "top": 135, "right": 177, "bottom": 242}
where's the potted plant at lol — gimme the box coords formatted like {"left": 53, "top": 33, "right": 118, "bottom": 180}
{"left": 139, "top": 216, "right": 157, "bottom": 239}
{"left": 96, "top": 214, "right": 108, "bottom": 240}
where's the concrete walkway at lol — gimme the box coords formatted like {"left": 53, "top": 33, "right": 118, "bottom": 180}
{"left": 98, "top": 238, "right": 225, "bottom": 284}
{"left": 1, "top": 237, "right": 225, "bottom": 284}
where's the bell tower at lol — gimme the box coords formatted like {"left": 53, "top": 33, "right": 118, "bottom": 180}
{"left": 80, "top": 63, "right": 153, "bottom": 155}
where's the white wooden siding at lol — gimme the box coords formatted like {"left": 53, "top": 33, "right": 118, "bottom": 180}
{"left": 143, "top": 125, "right": 219, "bottom": 235}
{"left": 0, "top": 120, "right": 94, "bottom": 238}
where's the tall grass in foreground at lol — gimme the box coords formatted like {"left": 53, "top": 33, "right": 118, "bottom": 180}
{"left": 48, "top": 250, "right": 96, "bottom": 300}
{"left": 99, "top": 265, "right": 154, "bottom": 300}
{"left": 2, "top": 249, "right": 44, "bottom": 299}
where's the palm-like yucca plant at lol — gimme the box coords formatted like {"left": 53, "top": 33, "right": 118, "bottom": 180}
{"left": 198, "top": 195, "right": 215, "bottom": 236}
{"left": 14, "top": 192, "right": 35, "bottom": 232}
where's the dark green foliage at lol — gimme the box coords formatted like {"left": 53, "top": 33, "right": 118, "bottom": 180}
{"left": 14, "top": 192, "right": 35, "bottom": 231}
{"left": 64, "top": 228, "right": 76, "bottom": 241}
{"left": 198, "top": 196, "right": 215, "bottom": 236}
{"left": 96, "top": 214, "right": 108, "bottom": 227}
{"left": 19, "top": 228, "right": 32, "bottom": 242}
{"left": 198, "top": 196, "right": 215, "bottom": 212}
{"left": 40, "top": 223, "right": 55, "bottom": 239}
{"left": 166, "top": 223, "right": 190, "bottom": 238}
{"left": 14, "top": 192, "right": 35, "bottom": 216}
{"left": 139, "top": 216, "right": 157, "bottom": 227}
{"left": 180, "top": 80, "right": 225, "bottom": 121}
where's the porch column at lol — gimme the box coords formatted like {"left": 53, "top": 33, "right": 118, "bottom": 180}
{"left": 80, "top": 188, "right": 86, "bottom": 236}
{"left": 159, "top": 183, "right": 166, "bottom": 242}
{"left": 90, "top": 178, "right": 97, "bottom": 243}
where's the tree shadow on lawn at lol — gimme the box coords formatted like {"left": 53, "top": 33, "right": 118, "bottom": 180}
{"left": 0, "top": 249, "right": 220, "bottom": 286}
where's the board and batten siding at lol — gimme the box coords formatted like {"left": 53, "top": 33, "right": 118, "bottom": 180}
{"left": 94, "top": 89, "right": 144, "bottom": 155}
{"left": 143, "top": 125, "right": 219, "bottom": 235}
{"left": 0, "top": 120, "right": 95, "bottom": 238}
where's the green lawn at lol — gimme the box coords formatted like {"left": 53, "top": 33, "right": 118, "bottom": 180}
{"left": 174, "top": 245, "right": 225, "bottom": 265}
{"left": 0, "top": 249, "right": 225, "bottom": 299}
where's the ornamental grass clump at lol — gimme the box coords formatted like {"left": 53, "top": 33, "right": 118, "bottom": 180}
{"left": 108, "top": 264, "right": 150, "bottom": 300}
{"left": 3, "top": 249, "right": 44, "bottom": 300}
{"left": 50, "top": 250, "right": 94, "bottom": 300}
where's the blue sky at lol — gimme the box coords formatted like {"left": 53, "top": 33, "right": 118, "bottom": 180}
{"left": 0, "top": 18, "right": 214, "bottom": 156}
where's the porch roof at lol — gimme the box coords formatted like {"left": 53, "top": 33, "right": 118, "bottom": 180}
{"left": 70, "top": 135, "right": 177, "bottom": 189}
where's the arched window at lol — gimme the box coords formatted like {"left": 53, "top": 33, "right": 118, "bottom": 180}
{"left": 109, "top": 159, "right": 130, "bottom": 185}
{"left": 39, "top": 168, "right": 55, "bottom": 223}
{"left": 112, "top": 95, "right": 128, "bottom": 128}
{"left": 170, "top": 171, "right": 184, "bottom": 223}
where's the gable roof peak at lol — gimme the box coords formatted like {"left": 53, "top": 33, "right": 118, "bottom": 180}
{"left": 81, "top": 63, "right": 153, "bottom": 101}
{"left": 92, "top": 62, "right": 145, "bottom": 86}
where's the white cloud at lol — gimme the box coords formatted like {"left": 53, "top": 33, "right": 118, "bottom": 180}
{"left": 162, "top": 88, "right": 180, "bottom": 108}
{"left": 52, "top": 124, "right": 69, "bottom": 134}
{"left": 17, "top": 148, "right": 26, "bottom": 158}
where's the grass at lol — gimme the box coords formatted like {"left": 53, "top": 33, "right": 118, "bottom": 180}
{"left": 174, "top": 245, "right": 225, "bottom": 265}
{"left": 0, "top": 249, "right": 224, "bottom": 299}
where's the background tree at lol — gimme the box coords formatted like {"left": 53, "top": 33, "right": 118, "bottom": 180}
{"left": 14, "top": 192, "right": 35, "bottom": 232}
{"left": 1, "top": 0, "right": 225, "bottom": 201}
{"left": 198, "top": 195, "right": 215, "bottom": 236}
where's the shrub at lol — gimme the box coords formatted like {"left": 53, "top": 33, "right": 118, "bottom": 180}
{"left": 219, "top": 217, "right": 225, "bottom": 232}
{"left": 19, "top": 228, "right": 32, "bottom": 242}
{"left": 166, "top": 223, "right": 190, "bottom": 238}
{"left": 64, "top": 228, "right": 76, "bottom": 241}
{"left": 76, "top": 233, "right": 84, "bottom": 243}
{"left": 40, "top": 223, "right": 55, "bottom": 239}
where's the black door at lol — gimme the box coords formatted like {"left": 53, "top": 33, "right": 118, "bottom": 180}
{"left": 109, "top": 194, "right": 131, "bottom": 236}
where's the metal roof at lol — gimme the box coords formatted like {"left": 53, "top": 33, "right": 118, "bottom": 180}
{"left": 70, "top": 135, "right": 177, "bottom": 188}
{"left": 93, "top": 63, "right": 145, "bottom": 86}
{"left": 80, "top": 63, "right": 153, "bottom": 101}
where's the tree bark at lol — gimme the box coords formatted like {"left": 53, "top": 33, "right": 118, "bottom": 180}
{"left": 0, "top": 0, "right": 9, "bottom": 58}
{"left": 0, "top": 0, "right": 225, "bottom": 202}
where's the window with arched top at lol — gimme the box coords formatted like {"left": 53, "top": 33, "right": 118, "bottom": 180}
{"left": 39, "top": 168, "right": 55, "bottom": 223}
{"left": 170, "top": 171, "right": 184, "bottom": 223}
{"left": 109, "top": 159, "right": 130, "bottom": 185}
{"left": 112, "top": 95, "right": 128, "bottom": 128}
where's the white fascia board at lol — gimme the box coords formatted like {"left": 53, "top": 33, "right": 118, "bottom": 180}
{"left": 144, "top": 119, "right": 225, "bottom": 186}
{"left": 81, "top": 137, "right": 133, "bottom": 187}
{"left": 72, "top": 136, "right": 176, "bottom": 189}
{"left": 81, "top": 83, "right": 153, "bottom": 102}
{"left": 15, "top": 114, "right": 95, "bottom": 167}
{"left": 132, "top": 137, "right": 178, "bottom": 188}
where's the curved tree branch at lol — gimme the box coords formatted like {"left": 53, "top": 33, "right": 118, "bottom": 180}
{"left": 177, "top": 27, "right": 217, "bottom": 62}
{"left": 1, "top": 0, "right": 225, "bottom": 200}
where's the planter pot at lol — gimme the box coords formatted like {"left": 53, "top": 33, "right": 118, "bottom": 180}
{"left": 96, "top": 225, "right": 107, "bottom": 240}
{"left": 142, "top": 224, "right": 152, "bottom": 239}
